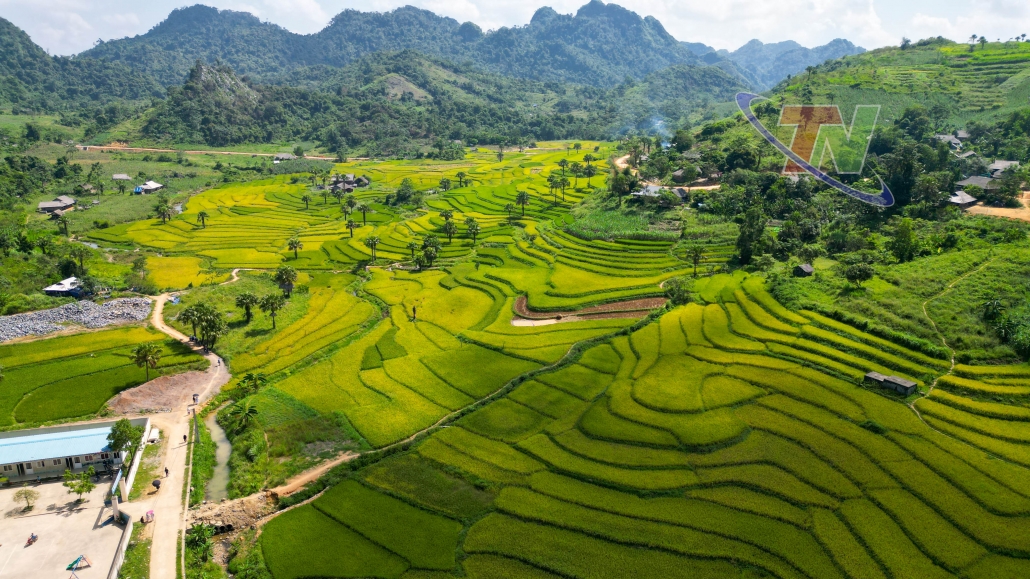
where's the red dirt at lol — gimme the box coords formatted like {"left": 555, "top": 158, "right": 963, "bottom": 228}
{"left": 107, "top": 369, "right": 209, "bottom": 414}
{"left": 513, "top": 296, "right": 666, "bottom": 320}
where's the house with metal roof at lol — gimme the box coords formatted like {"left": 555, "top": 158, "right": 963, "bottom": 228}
{"left": 37, "top": 195, "right": 76, "bottom": 213}
{"left": 43, "top": 276, "right": 83, "bottom": 297}
{"left": 864, "top": 372, "right": 918, "bottom": 396}
{"left": 0, "top": 418, "right": 149, "bottom": 483}
{"left": 949, "top": 191, "right": 978, "bottom": 209}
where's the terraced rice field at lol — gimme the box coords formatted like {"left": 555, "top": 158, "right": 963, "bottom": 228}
{"left": 64, "top": 144, "right": 1030, "bottom": 577}
{"left": 262, "top": 269, "right": 1030, "bottom": 579}
{"left": 0, "top": 326, "right": 205, "bottom": 426}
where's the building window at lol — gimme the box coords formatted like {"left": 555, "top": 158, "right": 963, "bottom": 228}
{"left": 36, "top": 461, "right": 44, "bottom": 468}
{"left": 2, "top": 465, "right": 11, "bottom": 472}
{"left": 24, "top": 463, "right": 32, "bottom": 469}
{"left": 101, "top": 453, "right": 110, "bottom": 459}
{"left": 85, "top": 455, "right": 93, "bottom": 462}
{"left": 53, "top": 459, "right": 62, "bottom": 466}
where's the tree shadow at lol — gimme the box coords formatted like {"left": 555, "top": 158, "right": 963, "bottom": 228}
{"left": 244, "top": 328, "right": 271, "bottom": 338}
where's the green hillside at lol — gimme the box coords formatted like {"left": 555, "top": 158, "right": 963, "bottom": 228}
{"left": 775, "top": 38, "right": 1030, "bottom": 127}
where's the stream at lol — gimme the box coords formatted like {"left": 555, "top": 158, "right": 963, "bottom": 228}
{"left": 204, "top": 412, "right": 232, "bottom": 502}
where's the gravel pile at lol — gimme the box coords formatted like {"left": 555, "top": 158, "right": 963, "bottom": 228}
{"left": 0, "top": 298, "right": 153, "bottom": 342}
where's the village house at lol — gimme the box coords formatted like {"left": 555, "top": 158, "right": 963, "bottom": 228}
{"left": 935, "top": 134, "right": 962, "bottom": 149}
{"left": 37, "top": 195, "right": 76, "bottom": 214}
{"left": 988, "top": 160, "right": 1020, "bottom": 179}
{"left": 0, "top": 418, "right": 149, "bottom": 483}
{"left": 949, "top": 190, "right": 978, "bottom": 209}
{"left": 864, "top": 372, "right": 918, "bottom": 396}
{"left": 955, "top": 175, "right": 994, "bottom": 189}
{"left": 42, "top": 277, "right": 83, "bottom": 298}
{"left": 793, "top": 264, "right": 814, "bottom": 277}
{"left": 134, "top": 180, "right": 164, "bottom": 194}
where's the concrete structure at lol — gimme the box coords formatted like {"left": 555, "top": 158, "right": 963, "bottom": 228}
{"left": 864, "top": 372, "right": 918, "bottom": 396}
{"left": 42, "top": 276, "right": 83, "bottom": 298}
{"left": 0, "top": 418, "right": 148, "bottom": 483}
{"left": 949, "top": 191, "right": 978, "bottom": 209}
{"left": 793, "top": 264, "right": 814, "bottom": 277}
{"left": 273, "top": 153, "right": 297, "bottom": 162}
{"left": 37, "top": 195, "right": 75, "bottom": 213}
{"left": 0, "top": 480, "right": 127, "bottom": 579}
{"left": 112, "top": 174, "right": 131, "bottom": 181}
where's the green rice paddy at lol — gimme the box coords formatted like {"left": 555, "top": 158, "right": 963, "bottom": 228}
{"left": 14, "top": 142, "right": 1030, "bottom": 577}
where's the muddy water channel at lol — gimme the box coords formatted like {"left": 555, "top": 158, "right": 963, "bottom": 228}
{"left": 204, "top": 412, "right": 232, "bottom": 502}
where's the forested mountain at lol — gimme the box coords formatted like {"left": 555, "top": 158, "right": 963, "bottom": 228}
{"left": 0, "top": 17, "right": 163, "bottom": 110}
{"left": 685, "top": 37, "right": 865, "bottom": 89}
{"left": 138, "top": 51, "right": 747, "bottom": 153}
{"left": 83, "top": 2, "right": 711, "bottom": 89}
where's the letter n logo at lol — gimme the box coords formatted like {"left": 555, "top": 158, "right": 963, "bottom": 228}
{"left": 778, "top": 105, "right": 879, "bottom": 175}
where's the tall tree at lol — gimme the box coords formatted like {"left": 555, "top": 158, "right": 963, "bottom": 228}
{"left": 58, "top": 214, "right": 70, "bottom": 236}
{"left": 131, "top": 342, "right": 162, "bottom": 381}
{"left": 287, "top": 236, "right": 304, "bottom": 259}
{"left": 235, "top": 292, "right": 259, "bottom": 323}
{"left": 735, "top": 206, "right": 766, "bottom": 266}
{"left": 301, "top": 194, "right": 311, "bottom": 209}
{"left": 688, "top": 244, "right": 706, "bottom": 277}
{"left": 346, "top": 220, "right": 358, "bottom": 238}
{"left": 196, "top": 211, "right": 209, "bottom": 228}
{"left": 356, "top": 203, "right": 371, "bottom": 226}
{"left": 274, "top": 265, "right": 298, "bottom": 297}
{"left": 442, "top": 220, "right": 458, "bottom": 243}
{"left": 467, "top": 220, "right": 481, "bottom": 244}
{"left": 259, "top": 293, "right": 287, "bottom": 329}
{"left": 516, "top": 191, "right": 530, "bottom": 216}
{"left": 364, "top": 236, "right": 380, "bottom": 260}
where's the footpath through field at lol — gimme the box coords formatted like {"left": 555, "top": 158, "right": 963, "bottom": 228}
{"left": 135, "top": 294, "right": 230, "bottom": 579}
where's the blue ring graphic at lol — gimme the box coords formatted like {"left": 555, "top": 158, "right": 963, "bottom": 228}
{"left": 736, "top": 92, "right": 894, "bottom": 207}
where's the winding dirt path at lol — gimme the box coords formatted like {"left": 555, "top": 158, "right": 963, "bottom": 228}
{"left": 142, "top": 294, "right": 231, "bottom": 579}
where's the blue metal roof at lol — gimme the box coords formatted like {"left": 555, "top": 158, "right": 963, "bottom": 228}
{"left": 0, "top": 426, "right": 112, "bottom": 465}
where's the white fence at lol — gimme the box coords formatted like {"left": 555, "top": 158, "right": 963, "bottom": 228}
{"left": 107, "top": 517, "right": 133, "bottom": 579}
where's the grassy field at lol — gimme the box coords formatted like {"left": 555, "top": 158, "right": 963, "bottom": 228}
{"left": 0, "top": 325, "right": 206, "bottom": 428}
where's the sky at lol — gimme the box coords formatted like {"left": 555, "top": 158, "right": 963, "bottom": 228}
{"left": 3, "top": 0, "right": 1030, "bottom": 57}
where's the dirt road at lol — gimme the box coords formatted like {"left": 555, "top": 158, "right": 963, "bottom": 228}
{"left": 137, "top": 294, "right": 230, "bottom": 579}
{"left": 80, "top": 145, "right": 338, "bottom": 161}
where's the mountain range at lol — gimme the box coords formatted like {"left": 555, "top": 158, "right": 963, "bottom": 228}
{"left": 79, "top": 2, "right": 862, "bottom": 91}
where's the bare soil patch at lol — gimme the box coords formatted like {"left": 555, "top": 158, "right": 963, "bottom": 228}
{"left": 966, "top": 192, "right": 1030, "bottom": 222}
{"left": 108, "top": 370, "right": 209, "bottom": 414}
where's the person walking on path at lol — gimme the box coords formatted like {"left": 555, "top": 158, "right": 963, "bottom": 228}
{"left": 183, "top": 434, "right": 187, "bottom": 444}
{"left": 164, "top": 467, "right": 169, "bottom": 478}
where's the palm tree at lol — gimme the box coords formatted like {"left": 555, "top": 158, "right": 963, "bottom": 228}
{"left": 346, "top": 220, "right": 358, "bottom": 238}
{"left": 557, "top": 159, "right": 569, "bottom": 176}
{"left": 455, "top": 172, "right": 467, "bottom": 188}
{"left": 345, "top": 196, "right": 357, "bottom": 217}
{"left": 321, "top": 189, "right": 329, "bottom": 205}
{"left": 504, "top": 203, "right": 515, "bottom": 222}
{"left": 301, "top": 194, "right": 311, "bottom": 209}
{"left": 516, "top": 191, "right": 530, "bottom": 216}
{"left": 331, "top": 189, "right": 343, "bottom": 205}
{"left": 156, "top": 204, "right": 173, "bottom": 224}
{"left": 227, "top": 400, "right": 259, "bottom": 434}
{"left": 560, "top": 177, "right": 570, "bottom": 201}
{"left": 287, "top": 236, "right": 304, "bottom": 259}
{"left": 979, "top": 36, "right": 987, "bottom": 49}
{"left": 443, "top": 220, "right": 458, "bottom": 243}
{"left": 364, "top": 236, "right": 380, "bottom": 260}
{"left": 260, "top": 293, "right": 286, "bottom": 329}
{"left": 57, "top": 214, "right": 70, "bottom": 236}
{"left": 584, "top": 164, "right": 597, "bottom": 187}
{"left": 688, "top": 244, "right": 706, "bottom": 277}
{"left": 496, "top": 151, "right": 504, "bottom": 162}
{"left": 356, "top": 203, "right": 371, "bottom": 226}
{"left": 196, "top": 211, "right": 209, "bottom": 228}
{"left": 235, "top": 292, "right": 259, "bottom": 323}
{"left": 131, "top": 343, "right": 162, "bottom": 381}
{"left": 574, "top": 143, "right": 582, "bottom": 153}
{"left": 467, "top": 220, "right": 481, "bottom": 244}
{"left": 178, "top": 304, "right": 203, "bottom": 337}
{"left": 981, "top": 298, "right": 1005, "bottom": 322}
{"left": 570, "top": 162, "right": 583, "bottom": 187}
{"left": 439, "top": 177, "right": 452, "bottom": 191}
{"left": 406, "top": 240, "right": 420, "bottom": 259}
{"left": 274, "top": 265, "right": 298, "bottom": 297}
{"left": 439, "top": 210, "right": 453, "bottom": 222}
{"left": 117, "top": 182, "right": 127, "bottom": 195}
{"left": 238, "top": 372, "right": 267, "bottom": 397}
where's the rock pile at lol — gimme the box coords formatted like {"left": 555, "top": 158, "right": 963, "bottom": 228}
{"left": 0, "top": 298, "right": 153, "bottom": 342}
